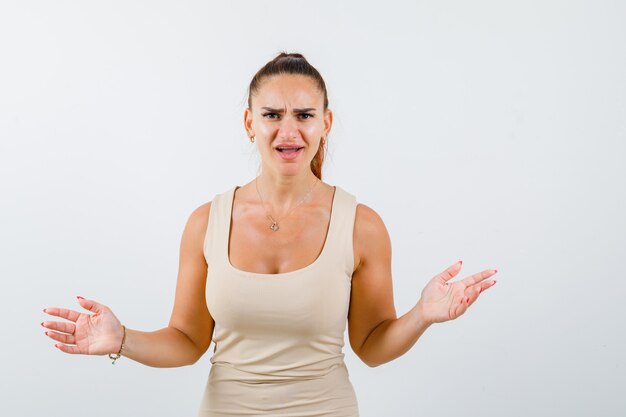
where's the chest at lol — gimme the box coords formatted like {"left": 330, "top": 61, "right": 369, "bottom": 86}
{"left": 227, "top": 205, "right": 332, "bottom": 275}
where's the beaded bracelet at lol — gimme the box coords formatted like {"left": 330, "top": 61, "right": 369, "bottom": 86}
{"left": 108, "top": 325, "right": 126, "bottom": 365}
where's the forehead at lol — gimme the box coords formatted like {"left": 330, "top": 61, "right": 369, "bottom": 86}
{"left": 253, "top": 74, "right": 323, "bottom": 108}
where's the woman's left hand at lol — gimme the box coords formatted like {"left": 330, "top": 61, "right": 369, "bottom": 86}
{"left": 417, "top": 261, "right": 497, "bottom": 325}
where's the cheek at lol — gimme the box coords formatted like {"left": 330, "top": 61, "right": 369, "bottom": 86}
{"left": 303, "top": 130, "right": 322, "bottom": 147}
{"left": 303, "top": 124, "right": 324, "bottom": 139}
{"left": 255, "top": 123, "right": 275, "bottom": 136}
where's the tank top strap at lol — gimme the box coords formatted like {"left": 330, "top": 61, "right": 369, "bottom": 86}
{"left": 203, "top": 186, "right": 236, "bottom": 266}
{"left": 327, "top": 185, "right": 358, "bottom": 278}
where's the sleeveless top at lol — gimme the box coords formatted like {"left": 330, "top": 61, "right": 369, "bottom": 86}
{"left": 203, "top": 184, "right": 358, "bottom": 381}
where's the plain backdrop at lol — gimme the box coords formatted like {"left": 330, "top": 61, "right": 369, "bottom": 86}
{"left": 1, "top": 1, "right": 624, "bottom": 416}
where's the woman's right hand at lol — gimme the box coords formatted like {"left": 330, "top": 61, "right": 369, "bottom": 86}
{"left": 42, "top": 297, "right": 124, "bottom": 355}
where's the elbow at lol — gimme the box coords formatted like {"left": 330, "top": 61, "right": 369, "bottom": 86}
{"left": 187, "top": 357, "right": 201, "bottom": 366}
{"left": 364, "top": 359, "right": 383, "bottom": 368}
{"left": 187, "top": 345, "right": 208, "bottom": 366}
{"left": 357, "top": 351, "right": 382, "bottom": 368}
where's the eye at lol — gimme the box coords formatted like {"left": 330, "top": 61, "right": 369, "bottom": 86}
{"left": 299, "top": 113, "right": 313, "bottom": 119}
{"left": 262, "top": 112, "right": 279, "bottom": 119}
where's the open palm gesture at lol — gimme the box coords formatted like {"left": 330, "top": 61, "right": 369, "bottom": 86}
{"left": 418, "top": 261, "right": 497, "bottom": 324}
{"left": 42, "top": 297, "right": 124, "bottom": 355}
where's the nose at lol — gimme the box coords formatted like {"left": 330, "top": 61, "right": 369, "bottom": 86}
{"left": 276, "top": 114, "right": 300, "bottom": 140}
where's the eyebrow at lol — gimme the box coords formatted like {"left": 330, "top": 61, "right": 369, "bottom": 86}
{"left": 261, "top": 107, "right": 316, "bottom": 113}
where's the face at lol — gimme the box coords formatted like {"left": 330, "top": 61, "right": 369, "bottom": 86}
{"left": 244, "top": 74, "right": 332, "bottom": 177}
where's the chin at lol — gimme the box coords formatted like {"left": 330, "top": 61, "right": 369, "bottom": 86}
{"left": 270, "top": 163, "right": 309, "bottom": 177}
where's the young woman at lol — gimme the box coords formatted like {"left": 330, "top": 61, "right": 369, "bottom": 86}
{"left": 41, "top": 52, "right": 498, "bottom": 416}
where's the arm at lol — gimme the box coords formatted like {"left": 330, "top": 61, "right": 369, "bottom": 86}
{"left": 354, "top": 305, "right": 432, "bottom": 369}
{"left": 115, "top": 202, "right": 215, "bottom": 368}
{"left": 347, "top": 204, "right": 431, "bottom": 368}
{"left": 347, "top": 205, "right": 498, "bottom": 368}
{"left": 43, "top": 202, "right": 215, "bottom": 367}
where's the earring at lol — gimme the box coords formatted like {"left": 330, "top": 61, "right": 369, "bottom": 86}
{"left": 249, "top": 135, "right": 255, "bottom": 143}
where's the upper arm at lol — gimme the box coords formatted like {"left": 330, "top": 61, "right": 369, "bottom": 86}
{"left": 167, "top": 201, "right": 215, "bottom": 358}
{"left": 347, "top": 203, "right": 397, "bottom": 362}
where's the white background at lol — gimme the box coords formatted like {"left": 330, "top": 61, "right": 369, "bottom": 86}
{"left": 1, "top": 1, "right": 624, "bottom": 416}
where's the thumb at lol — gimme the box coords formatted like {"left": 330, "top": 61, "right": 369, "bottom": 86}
{"left": 77, "top": 296, "right": 108, "bottom": 314}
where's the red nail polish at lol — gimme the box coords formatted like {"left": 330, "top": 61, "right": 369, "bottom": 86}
{"left": 494, "top": 269, "right": 498, "bottom": 273}
{"left": 41, "top": 322, "right": 44, "bottom": 327}
{"left": 466, "top": 297, "right": 469, "bottom": 303}
{"left": 43, "top": 308, "right": 47, "bottom": 313}
{"left": 77, "top": 296, "right": 84, "bottom": 300}
{"left": 493, "top": 280, "right": 497, "bottom": 285}
{"left": 479, "top": 288, "right": 483, "bottom": 293}
{"left": 45, "top": 331, "right": 49, "bottom": 336}
{"left": 458, "top": 260, "right": 463, "bottom": 265}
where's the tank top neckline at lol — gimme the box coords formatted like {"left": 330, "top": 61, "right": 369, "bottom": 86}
{"left": 224, "top": 184, "right": 339, "bottom": 277}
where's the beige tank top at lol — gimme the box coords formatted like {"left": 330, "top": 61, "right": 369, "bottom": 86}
{"left": 203, "top": 184, "right": 358, "bottom": 381}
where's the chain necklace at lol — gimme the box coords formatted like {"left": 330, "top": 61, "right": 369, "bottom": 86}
{"left": 255, "top": 176, "right": 320, "bottom": 231}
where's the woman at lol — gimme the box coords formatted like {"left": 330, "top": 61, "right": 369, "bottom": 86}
{"left": 41, "top": 52, "right": 498, "bottom": 416}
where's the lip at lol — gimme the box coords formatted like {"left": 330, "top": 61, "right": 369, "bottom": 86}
{"left": 275, "top": 146, "right": 304, "bottom": 161}
{"left": 274, "top": 142, "right": 304, "bottom": 149}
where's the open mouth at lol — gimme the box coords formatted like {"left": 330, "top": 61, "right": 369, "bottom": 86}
{"left": 275, "top": 146, "right": 304, "bottom": 160}
{"left": 276, "top": 147, "right": 304, "bottom": 154}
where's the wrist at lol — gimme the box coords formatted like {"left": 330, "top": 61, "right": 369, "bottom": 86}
{"left": 413, "top": 300, "right": 434, "bottom": 327}
{"left": 108, "top": 325, "right": 126, "bottom": 365}
{"left": 118, "top": 325, "right": 126, "bottom": 350}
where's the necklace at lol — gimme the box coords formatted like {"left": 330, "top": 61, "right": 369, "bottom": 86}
{"left": 255, "top": 176, "right": 320, "bottom": 231}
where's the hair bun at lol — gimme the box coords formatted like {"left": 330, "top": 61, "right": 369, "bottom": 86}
{"left": 276, "top": 52, "right": 305, "bottom": 60}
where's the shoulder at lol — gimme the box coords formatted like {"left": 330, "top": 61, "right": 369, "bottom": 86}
{"left": 185, "top": 185, "right": 232, "bottom": 229}
{"left": 189, "top": 201, "right": 212, "bottom": 224}
{"left": 354, "top": 203, "right": 385, "bottom": 234}
{"left": 353, "top": 203, "right": 391, "bottom": 271}
{"left": 180, "top": 201, "right": 213, "bottom": 245}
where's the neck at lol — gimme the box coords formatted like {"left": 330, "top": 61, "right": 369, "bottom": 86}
{"left": 255, "top": 169, "right": 320, "bottom": 211}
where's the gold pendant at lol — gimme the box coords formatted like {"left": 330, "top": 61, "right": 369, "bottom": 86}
{"left": 270, "top": 222, "right": 279, "bottom": 231}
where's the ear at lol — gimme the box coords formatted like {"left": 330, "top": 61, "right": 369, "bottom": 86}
{"left": 323, "top": 108, "right": 333, "bottom": 137}
{"left": 244, "top": 107, "right": 254, "bottom": 137}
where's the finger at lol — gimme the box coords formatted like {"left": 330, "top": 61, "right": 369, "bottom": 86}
{"left": 41, "top": 320, "right": 76, "bottom": 335}
{"left": 477, "top": 279, "right": 497, "bottom": 295}
{"left": 460, "top": 269, "right": 498, "bottom": 288}
{"left": 77, "top": 297, "right": 109, "bottom": 314}
{"left": 464, "top": 281, "right": 483, "bottom": 300}
{"left": 449, "top": 292, "right": 467, "bottom": 320}
{"left": 461, "top": 281, "right": 491, "bottom": 312}
{"left": 467, "top": 285, "right": 482, "bottom": 306}
{"left": 437, "top": 260, "right": 463, "bottom": 285}
{"left": 451, "top": 297, "right": 463, "bottom": 320}
{"left": 54, "top": 343, "right": 81, "bottom": 354}
{"left": 43, "top": 307, "right": 82, "bottom": 323}
{"left": 45, "top": 330, "right": 76, "bottom": 345}
{"left": 455, "top": 295, "right": 471, "bottom": 318}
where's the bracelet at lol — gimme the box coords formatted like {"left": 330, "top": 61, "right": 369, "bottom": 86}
{"left": 108, "top": 325, "right": 126, "bottom": 365}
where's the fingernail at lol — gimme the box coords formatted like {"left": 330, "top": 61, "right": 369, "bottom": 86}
{"left": 458, "top": 260, "right": 463, "bottom": 265}
{"left": 494, "top": 269, "right": 498, "bottom": 273}
{"left": 77, "top": 296, "right": 84, "bottom": 300}
{"left": 493, "top": 280, "right": 497, "bottom": 285}
{"left": 479, "top": 288, "right": 483, "bottom": 293}
{"left": 466, "top": 297, "right": 470, "bottom": 303}
{"left": 45, "top": 331, "right": 49, "bottom": 336}
{"left": 41, "top": 322, "right": 45, "bottom": 327}
{"left": 43, "top": 308, "right": 47, "bottom": 313}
